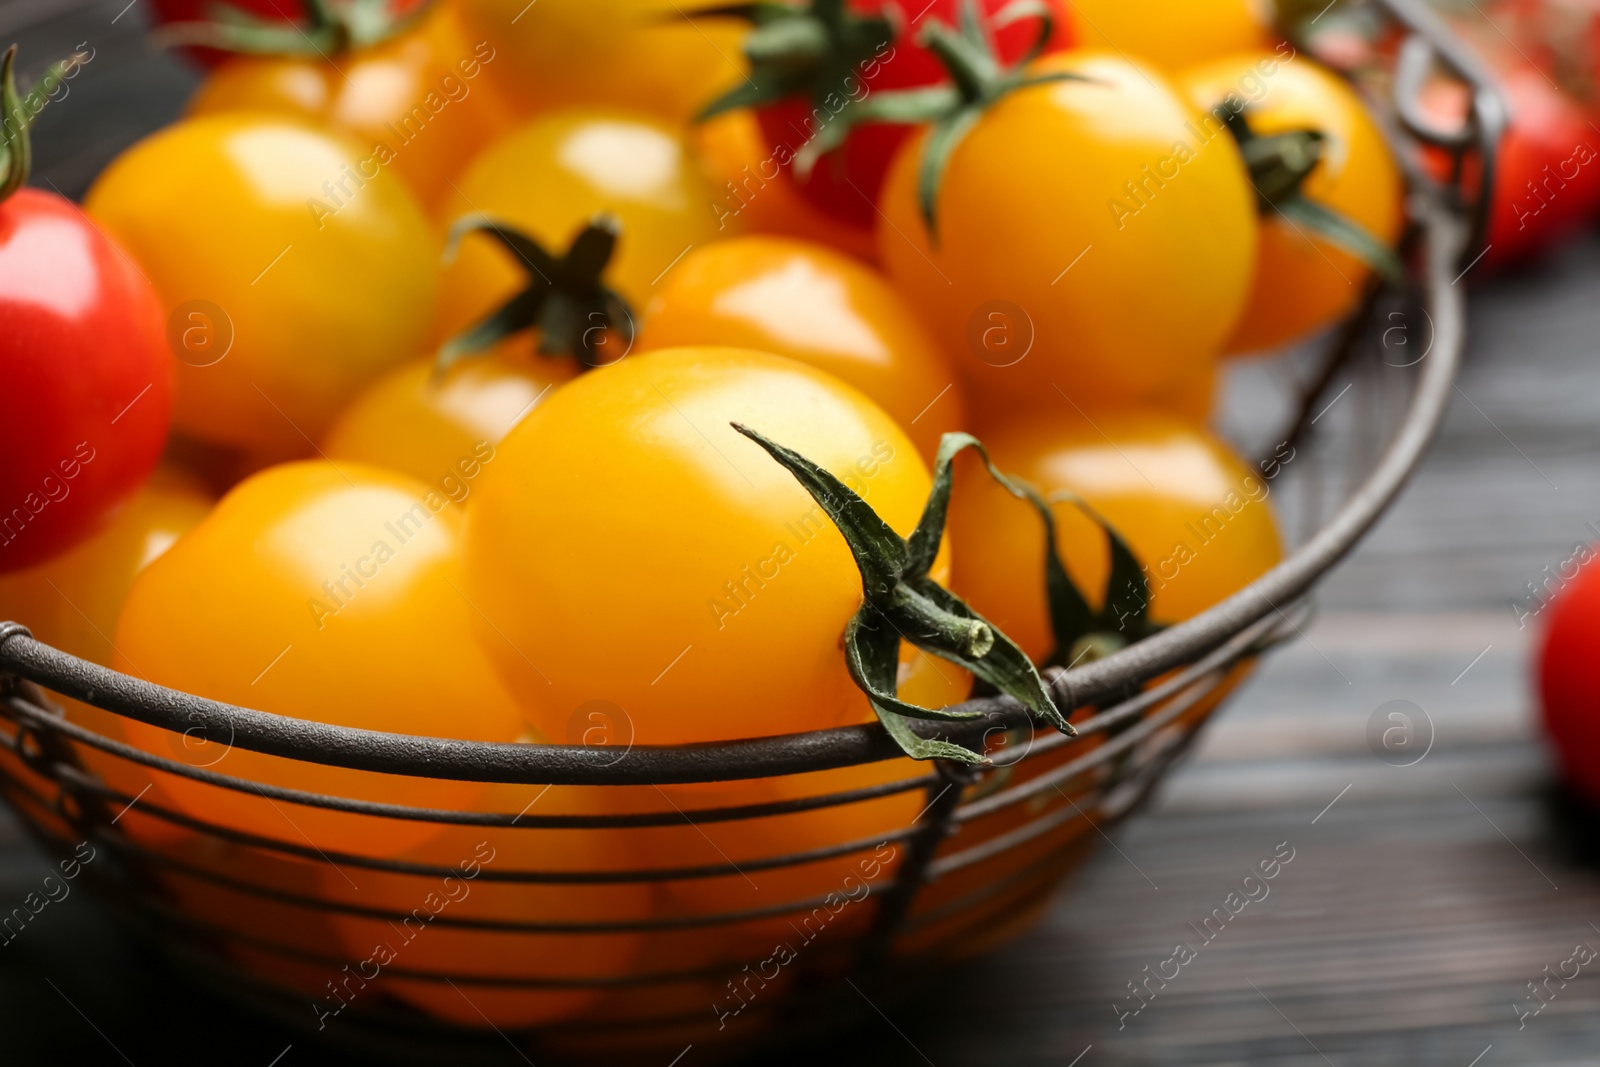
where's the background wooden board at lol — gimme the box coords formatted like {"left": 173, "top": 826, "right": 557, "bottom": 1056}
{"left": 4, "top": 2, "right": 1600, "bottom": 1064}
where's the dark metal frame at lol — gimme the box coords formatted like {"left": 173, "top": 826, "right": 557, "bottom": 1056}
{"left": 0, "top": 0, "right": 1498, "bottom": 1059}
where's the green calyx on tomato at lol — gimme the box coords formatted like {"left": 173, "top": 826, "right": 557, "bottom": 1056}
{"left": 1216, "top": 105, "right": 1403, "bottom": 283}
{"left": 436, "top": 214, "right": 636, "bottom": 373}
{"left": 734, "top": 423, "right": 1070, "bottom": 765}
{"left": 845, "top": 0, "right": 1079, "bottom": 233}
{"left": 0, "top": 45, "right": 91, "bottom": 203}
{"left": 1025, "top": 489, "right": 1160, "bottom": 672}
{"left": 692, "top": 0, "right": 894, "bottom": 155}
{"left": 154, "top": 0, "right": 433, "bottom": 57}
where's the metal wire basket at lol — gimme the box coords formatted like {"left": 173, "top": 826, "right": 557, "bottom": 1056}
{"left": 0, "top": 0, "right": 1498, "bottom": 1061}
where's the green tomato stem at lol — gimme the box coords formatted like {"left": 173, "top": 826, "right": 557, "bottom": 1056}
{"left": 0, "top": 47, "right": 29, "bottom": 204}
{"left": 733, "top": 423, "right": 1074, "bottom": 765}
{"left": 435, "top": 214, "right": 636, "bottom": 373}
{"left": 155, "top": 0, "right": 436, "bottom": 58}
{"left": 1216, "top": 103, "right": 1404, "bottom": 283}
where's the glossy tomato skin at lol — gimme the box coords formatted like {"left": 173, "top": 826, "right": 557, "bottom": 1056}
{"left": 1178, "top": 50, "right": 1404, "bottom": 356}
{"left": 85, "top": 114, "right": 439, "bottom": 455}
{"left": 878, "top": 53, "right": 1257, "bottom": 414}
{"left": 321, "top": 352, "right": 576, "bottom": 491}
{"left": 1539, "top": 553, "right": 1600, "bottom": 805}
{"left": 0, "top": 188, "right": 172, "bottom": 572}
{"left": 1066, "top": 0, "right": 1274, "bottom": 71}
{"left": 948, "top": 410, "right": 1283, "bottom": 664}
{"left": 437, "top": 109, "right": 727, "bottom": 345}
{"left": 461, "top": 346, "right": 942, "bottom": 748}
{"left": 185, "top": 3, "right": 518, "bottom": 208}
{"left": 455, "top": 0, "right": 746, "bottom": 126}
{"left": 637, "top": 235, "right": 966, "bottom": 462}
{"left": 115, "top": 460, "right": 524, "bottom": 856}
{"left": 754, "top": 0, "right": 1072, "bottom": 230}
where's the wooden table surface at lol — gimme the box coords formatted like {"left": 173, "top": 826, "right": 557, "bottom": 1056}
{"left": 4, "top": 3, "right": 1600, "bottom": 1065}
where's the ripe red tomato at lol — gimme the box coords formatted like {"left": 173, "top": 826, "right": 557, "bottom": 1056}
{"left": 736, "top": 0, "right": 1071, "bottom": 231}
{"left": 0, "top": 50, "right": 172, "bottom": 573}
{"left": 1419, "top": 26, "right": 1600, "bottom": 270}
{"left": 1482, "top": 58, "right": 1600, "bottom": 267}
{"left": 1539, "top": 550, "right": 1600, "bottom": 804}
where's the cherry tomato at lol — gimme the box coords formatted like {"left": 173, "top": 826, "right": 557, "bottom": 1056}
{"left": 1066, "top": 0, "right": 1275, "bottom": 71}
{"left": 628, "top": 646, "right": 965, "bottom": 958}
{"left": 454, "top": 0, "right": 747, "bottom": 126}
{"left": 878, "top": 53, "right": 1257, "bottom": 413}
{"left": 0, "top": 467, "right": 210, "bottom": 668}
{"left": 322, "top": 352, "right": 575, "bottom": 491}
{"left": 185, "top": 3, "right": 516, "bottom": 208}
{"left": 637, "top": 235, "right": 967, "bottom": 462}
{"left": 694, "top": 109, "right": 878, "bottom": 264}
{"left": 732, "top": 0, "right": 1070, "bottom": 231}
{"left": 85, "top": 113, "right": 439, "bottom": 455}
{"left": 1, "top": 179, "right": 172, "bottom": 571}
{"left": 114, "top": 460, "right": 524, "bottom": 856}
{"left": 1423, "top": 32, "right": 1600, "bottom": 271}
{"left": 1539, "top": 550, "right": 1600, "bottom": 805}
{"left": 322, "top": 773, "right": 651, "bottom": 1028}
{"left": 462, "top": 346, "right": 944, "bottom": 747}
{"left": 964, "top": 354, "right": 1217, "bottom": 428}
{"left": 0, "top": 467, "right": 210, "bottom": 845}
{"left": 436, "top": 109, "right": 727, "bottom": 347}
{"left": 1178, "top": 50, "right": 1403, "bottom": 355}
{"left": 1489, "top": 66, "right": 1600, "bottom": 265}
{"left": 948, "top": 410, "right": 1284, "bottom": 665}
{"left": 152, "top": 834, "right": 348, "bottom": 995}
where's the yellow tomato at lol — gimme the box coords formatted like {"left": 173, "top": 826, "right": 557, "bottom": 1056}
{"left": 949, "top": 409, "right": 1284, "bottom": 664}
{"left": 322, "top": 352, "right": 575, "bottom": 491}
{"left": 153, "top": 835, "right": 346, "bottom": 996}
{"left": 115, "top": 460, "right": 524, "bottom": 856}
{"left": 877, "top": 53, "right": 1257, "bottom": 413}
{"left": 968, "top": 350, "right": 1218, "bottom": 429}
{"left": 455, "top": 0, "right": 746, "bottom": 126}
{"left": 436, "top": 109, "right": 728, "bottom": 345}
{"left": 185, "top": 3, "right": 518, "bottom": 208}
{"left": 631, "top": 645, "right": 967, "bottom": 958}
{"left": 85, "top": 114, "right": 439, "bottom": 454}
{"left": 322, "top": 774, "right": 650, "bottom": 1028}
{"left": 693, "top": 109, "right": 879, "bottom": 265}
{"left": 1178, "top": 51, "right": 1404, "bottom": 355}
{"left": 0, "top": 467, "right": 211, "bottom": 668}
{"left": 0, "top": 468, "right": 213, "bottom": 845}
{"left": 638, "top": 236, "right": 966, "bottom": 462}
{"left": 461, "top": 346, "right": 944, "bottom": 747}
{"left": 1067, "top": 0, "right": 1276, "bottom": 71}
